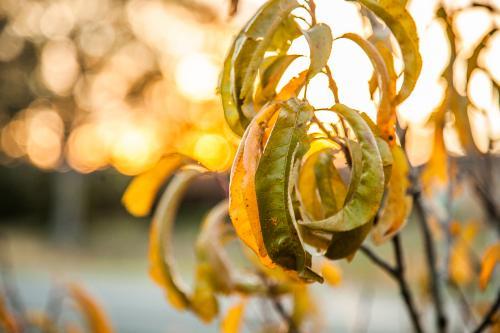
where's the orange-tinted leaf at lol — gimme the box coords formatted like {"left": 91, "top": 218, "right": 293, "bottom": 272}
{"left": 0, "top": 295, "right": 19, "bottom": 333}
{"left": 479, "top": 243, "right": 500, "bottom": 291}
{"left": 321, "top": 261, "right": 342, "bottom": 286}
{"left": 372, "top": 145, "right": 412, "bottom": 244}
{"left": 122, "top": 154, "right": 186, "bottom": 217}
{"left": 68, "top": 284, "right": 113, "bottom": 333}
{"left": 221, "top": 299, "right": 246, "bottom": 333}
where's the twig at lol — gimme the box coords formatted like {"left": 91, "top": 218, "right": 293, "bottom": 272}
{"left": 360, "top": 245, "right": 397, "bottom": 277}
{"left": 360, "top": 237, "right": 424, "bottom": 333}
{"left": 472, "top": 289, "right": 500, "bottom": 333}
{"left": 412, "top": 179, "right": 448, "bottom": 333}
{"left": 271, "top": 297, "right": 299, "bottom": 333}
{"left": 392, "top": 236, "right": 425, "bottom": 333}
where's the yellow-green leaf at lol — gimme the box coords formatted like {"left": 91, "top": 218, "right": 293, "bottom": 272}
{"left": 303, "top": 23, "right": 333, "bottom": 80}
{"left": 299, "top": 104, "right": 384, "bottom": 232}
{"left": 354, "top": 0, "right": 422, "bottom": 104}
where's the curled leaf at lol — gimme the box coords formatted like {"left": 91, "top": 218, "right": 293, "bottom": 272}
{"left": 340, "top": 33, "right": 397, "bottom": 143}
{"left": 255, "top": 98, "right": 321, "bottom": 281}
{"left": 121, "top": 154, "right": 186, "bottom": 217}
{"left": 354, "top": 0, "right": 422, "bottom": 104}
{"left": 68, "top": 284, "right": 113, "bottom": 333}
{"left": 299, "top": 104, "right": 384, "bottom": 232}
{"left": 149, "top": 168, "right": 203, "bottom": 313}
{"left": 372, "top": 145, "right": 412, "bottom": 244}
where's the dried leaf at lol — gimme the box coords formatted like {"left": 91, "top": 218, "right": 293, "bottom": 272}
{"left": 68, "top": 284, "right": 113, "bottom": 333}
{"left": 121, "top": 154, "right": 186, "bottom": 217}
{"left": 479, "top": 243, "right": 500, "bottom": 291}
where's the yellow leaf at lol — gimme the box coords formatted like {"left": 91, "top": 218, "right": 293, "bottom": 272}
{"left": 449, "top": 242, "right": 473, "bottom": 286}
{"left": 122, "top": 154, "right": 186, "bottom": 217}
{"left": 372, "top": 145, "right": 412, "bottom": 244}
{"left": 229, "top": 105, "right": 278, "bottom": 267}
{"left": 148, "top": 168, "right": 203, "bottom": 312}
{"left": 479, "top": 243, "right": 500, "bottom": 291}
{"left": 321, "top": 261, "right": 342, "bottom": 286}
{"left": 68, "top": 284, "right": 113, "bottom": 333}
{"left": 355, "top": 0, "right": 422, "bottom": 104}
{"left": 340, "top": 33, "right": 397, "bottom": 144}
{"left": 220, "top": 299, "right": 246, "bottom": 333}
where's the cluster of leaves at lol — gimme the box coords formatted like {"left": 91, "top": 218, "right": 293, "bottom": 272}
{"left": 122, "top": 0, "right": 418, "bottom": 330}
{"left": 121, "top": 0, "right": 500, "bottom": 332}
{"left": 0, "top": 283, "right": 112, "bottom": 333}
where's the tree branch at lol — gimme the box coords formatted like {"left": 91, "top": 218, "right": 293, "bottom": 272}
{"left": 412, "top": 179, "right": 448, "bottom": 333}
{"left": 472, "top": 290, "right": 500, "bottom": 333}
{"left": 361, "top": 236, "right": 424, "bottom": 333}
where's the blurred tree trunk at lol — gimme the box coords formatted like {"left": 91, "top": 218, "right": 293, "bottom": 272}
{"left": 50, "top": 171, "right": 86, "bottom": 245}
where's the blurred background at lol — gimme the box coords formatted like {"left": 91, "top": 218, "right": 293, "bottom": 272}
{"left": 0, "top": 0, "right": 498, "bottom": 331}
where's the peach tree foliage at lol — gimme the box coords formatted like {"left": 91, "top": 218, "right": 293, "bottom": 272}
{"left": 119, "top": 1, "right": 500, "bottom": 332}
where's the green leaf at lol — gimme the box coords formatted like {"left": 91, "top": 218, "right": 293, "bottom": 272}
{"left": 303, "top": 23, "right": 333, "bottom": 80}
{"left": 255, "top": 54, "right": 301, "bottom": 108}
{"left": 255, "top": 98, "right": 322, "bottom": 282}
{"left": 353, "top": 0, "right": 422, "bottom": 104}
{"left": 220, "top": 0, "right": 300, "bottom": 135}
{"left": 299, "top": 104, "right": 384, "bottom": 232}
{"left": 220, "top": 40, "right": 248, "bottom": 136}
{"left": 234, "top": 0, "right": 300, "bottom": 108}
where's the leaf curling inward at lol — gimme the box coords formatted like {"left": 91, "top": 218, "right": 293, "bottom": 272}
{"left": 299, "top": 104, "right": 385, "bottom": 233}
{"left": 255, "top": 98, "right": 322, "bottom": 282}
{"left": 68, "top": 283, "right": 114, "bottom": 333}
{"left": 353, "top": 0, "right": 422, "bottom": 104}
{"left": 121, "top": 154, "right": 187, "bottom": 217}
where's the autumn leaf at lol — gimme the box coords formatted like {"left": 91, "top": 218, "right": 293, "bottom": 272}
{"left": 321, "top": 261, "right": 343, "bottom": 286}
{"left": 479, "top": 243, "right": 500, "bottom": 291}
{"left": 354, "top": 0, "right": 422, "bottom": 104}
{"left": 0, "top": 295, "right": 19, "bottom": 333}
{"left": 221, "top": 299, "right": 246, "bottom": 333}
{"left": 68, "top": 284, "right": 113, "bottom": 333}
{"left": 303, "top": 23, "right": 333, "bottom": 80}
{"left": 122, "top": 154, "right": 186, "bottom": 217}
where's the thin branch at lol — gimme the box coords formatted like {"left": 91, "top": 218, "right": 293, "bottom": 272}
{"left": 360, "top": 245, "right": 397, "bottom": 277}
{"left": 472, "top": 290, "right": 500, "bottom": 333}
{"left": 360, "top": 237, "right": 424, "bottom": 333}
{"left": 271, "top": 296, "right": 299, "bottom": 333}
{"left": 412, "top": 179, "right": 448, "bottom": 333}
{"left": 392, "top": 236, "right": 425, "bottom": 333}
